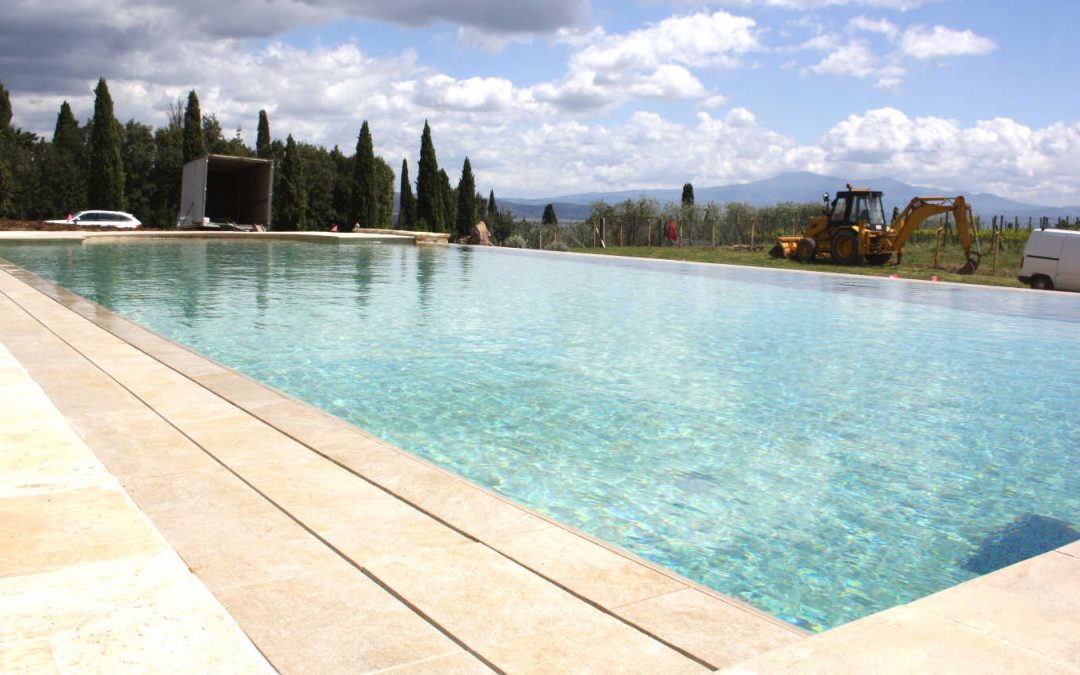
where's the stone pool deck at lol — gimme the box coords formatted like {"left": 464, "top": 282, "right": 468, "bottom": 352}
{"left": 2, "top": 232, "right": 1079, "bottom": 673}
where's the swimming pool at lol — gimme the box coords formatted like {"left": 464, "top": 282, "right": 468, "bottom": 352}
{"left": 3, "top": 238, "right": 1078, "bottom": 631}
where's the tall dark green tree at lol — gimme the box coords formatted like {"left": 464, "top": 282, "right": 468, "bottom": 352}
{"left": 122, "top": 120, "right": 155, "bottom": 220}
{"left": 681, "top": 182, "right": 695, "bottom": 207}
{"left": 182, "top": 90, "right": 205, "bottom": 163}
{"left": 437, "top": 168, "right": 455, "bottom": 232}
{"left": 455, "top": 157, "right": 477, "bottom": 238}
{"left": 680, "top": 182, "right": 696, "bottom": 241}
{"left": 328, "top": 146, "right": 352, "bottom": 228}
{"left": 486, "top": 189, "right": 497, "bottom": 223}
{"left": 397, "top": 158, "right": 415, "bottom": 230}
{"left": 415, "top": 120, "right": 440, "bottom": 231}
{"left": 375, "top": 157, "right": 395, "bottom": 229}
{"left": 277, "top": 134, "right": 306, "bottom": 230}
{"left": 351, "top": 120, "right": 378, "bottom": 228}
{"left": 296, "top": 142, "right": 334, "bottom": 230}
{"left": 256, "top": 110, "right": 271, "bottom": 159}
{"left": 542, "top": 203, "right": 558, "bottom": 226}
{"left": 45, "top": 101, "right": 87, "bottom": 213}
{"left": 87, "top": 78, "right": 125, "bottom": 210}
{"left": 0, "top": 81, "right": 12, "bottom": 216}
{"left": 149, "top": 122, "right": 183, "bottom": 226}
{"left": 201, "top": 113, "right": 228, "bottom": 154}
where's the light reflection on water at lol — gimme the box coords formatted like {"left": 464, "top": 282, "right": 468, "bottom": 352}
{"left": 2, "top": 238, "right": 1079, "bottom": 632}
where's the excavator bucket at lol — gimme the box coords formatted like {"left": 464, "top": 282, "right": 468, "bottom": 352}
{"left": 768, "top": 243, "right": 787, "bottom": 258}
{"left": 958, "top": 252, "right": 981, "bottom": 275}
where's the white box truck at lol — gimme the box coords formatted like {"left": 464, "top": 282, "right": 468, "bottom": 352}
{"left": 177, "top": 154, "right": 274, "bottom": 230}
{"left": 1019, "top": 228, "right": 1080, "bottom": 291}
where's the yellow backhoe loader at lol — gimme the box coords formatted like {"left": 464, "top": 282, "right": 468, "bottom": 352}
{"left": 769, "top": 186, "right": 981, "bottom": 274}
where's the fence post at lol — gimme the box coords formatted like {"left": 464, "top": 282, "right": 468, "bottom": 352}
{"left": 750, "top": 216, "right": 756, "bottom": 252}
{"left": 934, "top": 227, "right": 944, "bottom": 269}
{"left": 992, "top": 228, "right": 1001, "bottom": 274}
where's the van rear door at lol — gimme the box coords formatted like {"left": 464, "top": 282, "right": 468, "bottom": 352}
{"left": 1056, "top": 233, "right": 1080, "bottom": 291}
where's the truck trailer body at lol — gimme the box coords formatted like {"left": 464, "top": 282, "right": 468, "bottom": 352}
{"left": 178, "top": 154, "right": 274, "bottom": 230}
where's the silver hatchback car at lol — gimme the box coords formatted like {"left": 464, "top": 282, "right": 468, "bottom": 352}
{"left": 47, "top": 210, "right": 141, "bottom": 228}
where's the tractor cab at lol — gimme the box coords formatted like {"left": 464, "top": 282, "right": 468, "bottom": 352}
{"left": 824, "top": 189, "right": 888, "bottom": 232}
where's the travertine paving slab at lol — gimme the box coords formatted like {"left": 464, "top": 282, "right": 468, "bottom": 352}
{"left": 0, "top": 641, "right": 57, "bottom": 673}
{"left": 490, "top": 523, "right": 687, "bottom": 608}
{"left": 723, "top": 605, "right": 1080, "bottom": 674}
{"left": 366, "top": 541, "right": 705, "bottom": 671}
{"left": 237, "top": 461, "right": 472, "bottom": 560}
{"left": 915, "top": 551, "right": 1080, "bottom": 666}
{"left": 616, "top": 588, "right": 803, "bottom": 669}
{"left": 216, "top": 564, "right": 475, "bottom": 674}
{"left": 0, "top": 341, "right": 271, "bottom": 673}
{"left": 379, "top": 652, "right": 495, "bottom": 674}
{"left": 481, "top": 610, "right": 710, "bottom": 674}
{"left": 0, "top": 488, "right": 170, "bottom": 578}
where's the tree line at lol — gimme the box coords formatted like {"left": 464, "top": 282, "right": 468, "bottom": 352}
{"left": 0, "top": 78, "right": 513, "bottom": 236}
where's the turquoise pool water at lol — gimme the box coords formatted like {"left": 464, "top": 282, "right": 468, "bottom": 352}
{"left": 3, "top": 238, "right": 1079, "bottom": 631}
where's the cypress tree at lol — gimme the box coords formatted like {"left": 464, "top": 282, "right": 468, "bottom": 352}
{"left": 0, "top": 81, "right": 10, "bottom": 131}
{"left": 87, "top": 78, "right": 125, "bottom": 210}
{"left": 182, "top": 90, "right": 205, "bottom": 164}
{"left": 278, "top": 134, "right": 306, "bottom": 231}
{"left": 681, "top": 182, "right": 695, "bottom": 207}
{"left": 47, "top": 101, "right": 86, "bottom": 214}
{"left": 0, "top": 81, "right": 13, "bottom": 216}
{"left": 53, "top": 102, "right": 82, "bottom": 154}
{"left": 328, "top": 146, "right": 351, "bottom": 227}
{"left": 455, "top": 157, "right": 476, "bottom": 239}
{"left": 351, "top": 120, "right": 378, "bottom": 228}
{"left": 375, "top": 157, "right": 395, "bottom": 229}
{"left": 398, "top": 158, "right": 415, "bottom": 230}
{"left": 542, "top": 203, "right": 558, "bottom": 226}
{"left": 438, "top": 168, "right": 455, "bottom": 231}
{"left": 256, "top": 110, "right": 271, "bottom": 159}
{"left": 487, "top": 189, "right": 497, "bottom": 223}
{"left": 415, "top": 120, "right": 440, "bottom": 231}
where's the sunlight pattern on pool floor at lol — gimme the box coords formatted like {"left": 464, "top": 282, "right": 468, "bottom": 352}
{"left": 3, "top": 238, "right": 1078, "bottom": 631}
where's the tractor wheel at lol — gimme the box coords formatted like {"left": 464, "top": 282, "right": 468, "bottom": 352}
{"left": 795, "top": 237, "right": 817, "bottom": 263}
{"left": 1031, "top": 276, "right": 1053, "bottom": 291}
{"left": 866, "top": 253, "right": 892, "bottom": 266}
{"left": 831, "top": 229, "right": 863, "bottom": 266}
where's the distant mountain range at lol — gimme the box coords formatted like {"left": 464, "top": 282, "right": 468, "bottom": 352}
{"left": 498, "top": 172, "right": 1080, "bottom": 223}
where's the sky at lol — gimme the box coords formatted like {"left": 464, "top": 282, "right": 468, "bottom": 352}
{"left": 3, "top": 0, "right": 1080, "bottom": 205}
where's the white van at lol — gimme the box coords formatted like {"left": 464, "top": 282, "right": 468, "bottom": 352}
{"left": 1018, "top": 229, "right": 1080, "bottom": 291}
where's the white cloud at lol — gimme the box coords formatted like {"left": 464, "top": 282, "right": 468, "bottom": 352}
{"left": 808, "top": 41, "right": 879, "bottom": 78}
{"left": 899, "top": 25, "right": 996, "bottom": 60}
{"left": 530, "top": 10, "right": 757, "bottom": 113}
{"left": 572, "top": 11, "right": 759, "bottom": 73}
{"left": 798, "top": 19, "right": 994, "bottom": 89}
{"left": 821, "top": 108, "right": 1080, "bottom": 205}
{"left": 849, "top": 16, "right": 900, "bottom": 41}
{"left": 719, "top": 0, "right": 926, "bottom": 9}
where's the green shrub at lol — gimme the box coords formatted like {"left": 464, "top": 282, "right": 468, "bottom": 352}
{"left": 503, "top": 234, "right": 527, "bottom": 249}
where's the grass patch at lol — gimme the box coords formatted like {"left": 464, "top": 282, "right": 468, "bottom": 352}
{"left": 571, "top": 240, "right": 1025, "bottom": 288}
